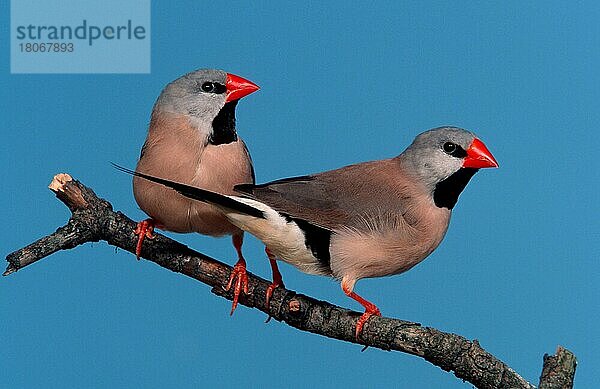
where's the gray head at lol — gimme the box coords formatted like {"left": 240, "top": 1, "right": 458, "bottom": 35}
{"left": 153, "top": 69, "right": 259, "bottom": 144}
{"left": 156, "top": 69, "right": 229, "bottom": 121}
{"left": 399, "top": 126, "right": 498, "bottom": 209}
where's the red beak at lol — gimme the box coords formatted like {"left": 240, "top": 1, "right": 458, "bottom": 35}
{"left": 225, "top": 73, "right": 260, "bottom": 102}
{"left": 462, "top": 138, "right": 499, "bottom": 169}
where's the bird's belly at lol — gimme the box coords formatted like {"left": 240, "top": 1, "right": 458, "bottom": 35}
{"left": 329, "top": 229, "right": 444, "bottom": 281}
{"left": 184, "top": 201, "right": 240, "bottom": 236}
{"left": 133, "top": 138, "right": 253, "bottom": 237}
{"left": 133, "top": 178, "right": 240, "bottom": 236}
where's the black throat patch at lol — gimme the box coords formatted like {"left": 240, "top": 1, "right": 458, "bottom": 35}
{"left": 433, "top": 168, "right": 479, "bottom": 209}
{"left": 209, "top": 101, "right": 238, "bottom": 145}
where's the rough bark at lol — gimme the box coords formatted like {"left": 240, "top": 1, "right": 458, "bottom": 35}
{"left": 539, "top": 346, "right": 577, "bottom": 389}
{"left": 5, "top": 174, "right": 577, "bottom": 389}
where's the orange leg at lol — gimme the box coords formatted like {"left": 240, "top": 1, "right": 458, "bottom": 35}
{"left": 134, "top": 218, "right": 159, "bottom": 260}
{"left": 225, "top": 234, "right": 249, "bottom": 316}
{"left": 341, "top": 278, "right": 381, "bottom": 340}
{"left": 265, "top": 247, "right": 285, "bottom": 309}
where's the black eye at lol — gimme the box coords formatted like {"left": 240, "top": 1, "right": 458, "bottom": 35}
{"left": 442, "top": 142, "right": 468, "bottom": 158}
{"left": 201, "top": 82, "right": 214, "bottom": 92}
{"left": 443, "top": 142, "right": 457, "bottom": 154}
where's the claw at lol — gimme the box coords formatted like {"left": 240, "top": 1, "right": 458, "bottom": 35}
{"left": 224, "top": 234, "right": 250, "bottom": 315}
{"left": 354, "top": 306, "right": 381, "bottom": 340}
{"left": 341, "top": 278, "right": 382, "bottom": 340}
{"left": 225, "top": 259, "right": 249, "bottom": 315}
{"left": 134, "top": 219, "right": 156, "bottom": 260}
{"left": 265, "top": 281, "right": 284, "bottom": 311}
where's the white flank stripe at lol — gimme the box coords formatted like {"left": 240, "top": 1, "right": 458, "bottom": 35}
{"left": 222, "top": 196, "right": 330, "bottom": 276}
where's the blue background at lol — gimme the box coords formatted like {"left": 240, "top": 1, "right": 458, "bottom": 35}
{"left": 2, "top": 1, "right": 598, "bottom": 388}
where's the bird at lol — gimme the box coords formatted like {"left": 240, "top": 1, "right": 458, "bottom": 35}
{"left": 117, "top": 126, "right": 498, "bottom": 338}
{"left": 132, "top": 68, "right": 260, "bottom": 314}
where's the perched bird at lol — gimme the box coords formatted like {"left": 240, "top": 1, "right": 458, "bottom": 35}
{"left": 132, "top": 68, "right": 259, "bottom": 314}
{"left": 118, "top": 127, "right": 498, "bottom": 338}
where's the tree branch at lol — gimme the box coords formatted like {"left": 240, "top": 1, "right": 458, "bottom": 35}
{"left": 5, "top": 174, "right": 576, "bottom": 389}
{"left": 539, "top": 346, "right": 577, "bottom": 389}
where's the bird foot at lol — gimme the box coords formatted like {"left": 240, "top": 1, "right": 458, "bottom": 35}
{"left": 225, "top": 260, "right": 249, "bottom": 315}
{"left": 355, "top": 305, "right": 381, "bottom": 340}
{"left": 134, "top": 219, "right": 156, "bottom": 260}
{"left": 341, "top": 279, "right": 382, "bottom": 340}
{"left": 265, "top": 279, "right": 285, "bottom": 310}
{"left": 264, "top": 247, "right": 286, "bottom": 312}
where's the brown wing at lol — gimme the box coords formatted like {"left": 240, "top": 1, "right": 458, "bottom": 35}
{"left": 234, "top": 159, "right": 412, "bottom": 230}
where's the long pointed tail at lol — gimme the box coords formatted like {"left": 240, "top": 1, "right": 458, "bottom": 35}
{"left": 112, "top": 163, "right": 265, "bottom": 219}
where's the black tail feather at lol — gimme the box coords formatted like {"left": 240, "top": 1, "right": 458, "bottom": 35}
{"left": 112, "top": 163, "right": 265, "bottom": 219}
